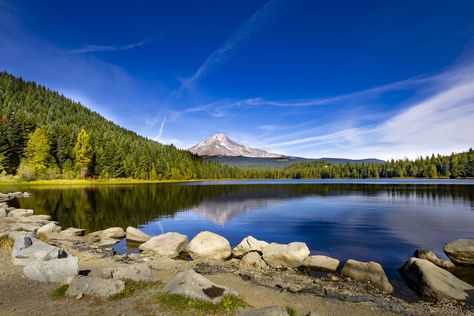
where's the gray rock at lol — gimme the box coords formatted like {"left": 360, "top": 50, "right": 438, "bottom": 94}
{"left": 60, "top": 227, "right": 85, "bottom": 237}
{"left": 241, "top": 252, "right": 268, "bottom": 269}
{"left": 67, "top": 276, "right": 125, "bottom": 297}
{"left": 188, "top": 231, "right": 231, "bottom": 260}
{"left": 303, "top": 255, "right": 340, "bottom": 272}
{"left": 163, "top": 269, "right": 238, "bottom": 303}
{"left": 8, "top": 222, "right": 40, "bottom": 232}
{"left": 232, "top": 236, "right": 269, "bottom": 257}
{"left": 139, "top": 232, "right": 188, "bottom": 257}
{"left": 7, "top": 231, "right": 36, "bottom": 241}
{"left": 22, "top": 192, "right": 31, "bottom": 198}
{"left": 12, "top": 237, "right": 67, "bottom": 266}
{"left": 100, "top": 227, "right": 125, "bottom": 239}
{"left": 126, "top": 226, "right": 151, "bottom": 243}
{"left": 8, "top": 209, "right": 34, "bottom": 217}
{"left": 98, "top": 238, "right": 120, "bottom": 248}
{"left": 444, "top": 239, "right": 474, "bottom": 266}
{"left": 0, "top": 208, "right": 6, "bottom": 218}
{"left": 400, "top": 257, "right": 473, "bottom": 301}
{"left": 102, "top": 263, "right": 155, "bottom": 282}
{"left": 262, "top": 242, "right": 310, "bottom": 268}
{"left": 37, "top": 222, "right": 62, "bottom": 234}
{"left": 341, "top": 259, "right": 393, "bottom": 293}
{"left": 23, "top": 256, "right": 78, "bottom": 283}
{"left": 239, "top": 306, "right": 289, "bottom": 316}
{"left": 414, "top": 249, "right": 454, "bottom": 269}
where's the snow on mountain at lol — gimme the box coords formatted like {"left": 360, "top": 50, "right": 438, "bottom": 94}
{"left": 188, "top": 133, "right": 284, "bottom": 158}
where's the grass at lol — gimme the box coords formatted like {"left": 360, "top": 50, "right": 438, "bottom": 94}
{"left": 155, "top": 293, "right": 247, "bottom": 315}
{"left": 0, "top": 178, "right": 206, "bottom": 187}
{"left": 108, "top": 280, "right": 157, "bottom": 301}
{"left": 51, "top": 284, "right": 69, "bottom": 298}
{"left": 286, "top": 306, "right": 298, "bottom": 316}
{"left": 0, "top": 235, "right": 14, "bottom": 251}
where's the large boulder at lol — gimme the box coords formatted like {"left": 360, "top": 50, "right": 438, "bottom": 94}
{"left": 12, "top": 237, "right": 67, "bottom": 266}
{"left": 37, "top": 222, "right": 62, "bottom": 234}
{"left": 241, "top": 252, "right": 268, "bottom": 269}
{"left": 400, "top": 257, "right": 473, "bottom": 301}
{"left": 67, "top": 276, "right": 125, "bottom": 297}
{"left": 8, "top": 209, "right": 34, "bottom": 217}
{"left": 100, "top": 227, "right": 125, "bottom": 239}
{"left": 139, "top": 232, "right": 188, "bottom": 257}
{"left": 444, "top": 239, "right": 474, "bottom": 266}
{"left": 414, "top": 249, "right": 454, "bottom": 270}
{"left": 303, "top": 255, "right": 340, "bottom": 272}
{"left": 232, "top": 236, "right": 269, "bottom": 257}
{"left": 163, "top": 269, "right": 238, "bottom": 303}
{"left": 188, "top": 231, "right": 231, "bottom": 260}
{"left": 23, "top": 256, "right": 78, "bottom": 283}
{"left": 102, "top": 263, "right": 155, "bottom": 282}
{"left": 262, "top": 242, "right": 309, "bottom": 268}
{"left": 341, "top": 259, "right": 393, "bottom": 293}
{"left": 126, "top": 226, "right": 151, "bottom": 243}
{"left": 60, "top": 227, "right": 85, "bottom": 237}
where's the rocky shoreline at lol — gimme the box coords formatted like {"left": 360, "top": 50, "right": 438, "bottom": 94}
{"left": 1, "top": 191, "right": 473, "bottom": 315}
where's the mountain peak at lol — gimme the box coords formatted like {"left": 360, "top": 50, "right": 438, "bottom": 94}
{"left": 189, "top": 134, "right": 284, "bottom": 158}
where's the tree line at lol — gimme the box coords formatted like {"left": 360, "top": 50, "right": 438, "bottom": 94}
{"left": 0, "top": 72, "right": 472, "bottom": 181}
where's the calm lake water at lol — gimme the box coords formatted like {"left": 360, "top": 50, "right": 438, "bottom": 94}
{"left": 5, "top": 179, "right": 474, "bottom": 297}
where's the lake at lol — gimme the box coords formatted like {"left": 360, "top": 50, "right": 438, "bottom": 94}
{"left": 5, "top": 179, "right": 474, "bottom": 297}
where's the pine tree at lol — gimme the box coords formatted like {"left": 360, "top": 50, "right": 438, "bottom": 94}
{"left": 74, "top": 128, "right": 92, "bottom": 178}
{"left": 19, "top": 125, "right": 57, "bottom": 179}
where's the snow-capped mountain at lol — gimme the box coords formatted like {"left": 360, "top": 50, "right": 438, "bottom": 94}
{"left": 189, "top": 133, "right": 284, "bottom": 158}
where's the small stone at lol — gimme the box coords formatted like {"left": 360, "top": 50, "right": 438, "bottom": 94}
{"left": 37, "top": 222, "right": 62, "bottom": 234}
{"left": 8, "top": 222, "right": 40, "bottom": 232}
{"left": 8, "top": 209, "right": 34, "bottom": 217}
{"left": 444, "top": 239, "right": 474, "bottom": 266}
{"left": 76, "top": 293, "right": 83, "bottom": 300}
{"left": 67, "top": 276, "right": 125, "bottom": 297}
{"left": 340, "top": 259, "right": 393, "bottom": 293}
{"left": 232, "top": 236, "right": 269, "bottom": 257}
{"left": 163, "top": 269, "right": 238, "bottom": 303}
{"left": 102, "top": 263, "right": 155, "bottom": 282}
{"left": 60, "top": 227, "right": 85, "bottom": 237}
{"left": 98, "top": 238, "right": 120, "bottom": 248}
{"left": 126, "top": 226, "right": 151, "bottom": 243}
{"left": 100, "top": 227, "right": 126, "bottom": 239}
{"left": 241, "top": 252, "right": 268, "bottom": 269}
{"left": 303, "top": 255, "right": 340, "bottom": 272}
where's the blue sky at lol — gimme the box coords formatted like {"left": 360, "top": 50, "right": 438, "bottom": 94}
{"left": 1, "top": 0, "right": 473, "bottom": 159}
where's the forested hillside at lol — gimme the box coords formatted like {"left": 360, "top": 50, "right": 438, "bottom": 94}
{"left": 0, "top": 72, "right": 472, "bottom": 181}
{"left": 0, "top": 72, "right": 240, "bottom": 180}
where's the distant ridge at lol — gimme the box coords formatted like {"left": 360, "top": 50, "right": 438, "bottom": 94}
{"left": 189, "top": 134, "right": 384, "bottom": 169}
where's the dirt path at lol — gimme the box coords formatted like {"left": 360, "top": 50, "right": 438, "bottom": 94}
{"left": 0, "top": 249, "right": 403, "bottom": 316}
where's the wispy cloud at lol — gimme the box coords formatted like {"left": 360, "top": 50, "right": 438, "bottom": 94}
{"left": 65, "top": 38, "right": 157, "bottom": 54}
{"left": 154, "top": 114, "right": 167, "bottom": 141}
{"left": 176, "top": 0, "right": 293, "bottom": 95}
{"left": 257, "top": 64, "right": 474, "bottom": 159}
